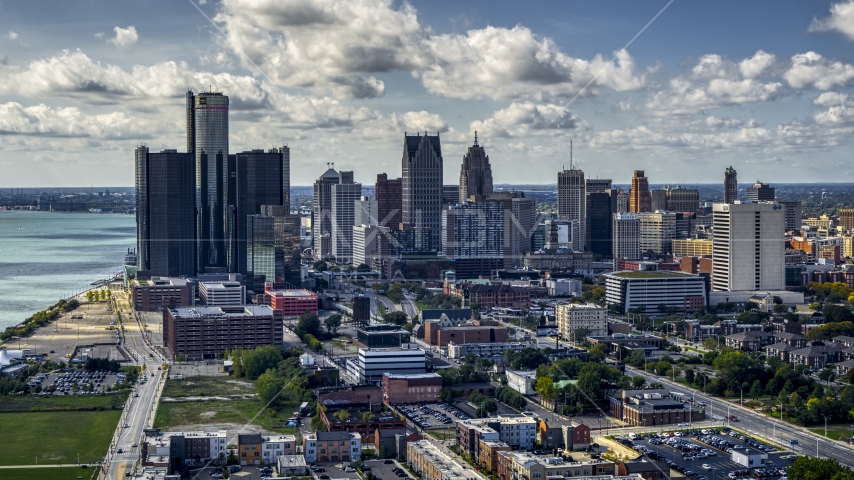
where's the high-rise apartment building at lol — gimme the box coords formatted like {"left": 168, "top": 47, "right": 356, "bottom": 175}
{"left": 650, "top": 189, "right": 667, "bottom": 211}
{"left": 375, "top": 173, "right": 402, "bottom": 230}
{"left": 458, "top": 133, "right": 493, "bottom": 203}
{"left": 442, "top": 200, "right": 504, "bottom": 279}
{"left": 585, "top": 178, "right": 612, "bottom": 194}
{"left": 191, "top": 91, "right": 230, "bottom": 272}
{"left": 665, "top": 186, "right": 700, "bottom": 213}
{"left": 491, "top": 192, "right": 535, "bottom": 268}
{"left": 615, "top": 189, "right": 629, "bottom": 213}
{"left": 629, "top": 170, "right": 651, "bottom": 213}
{"left": 231, "top": 148, "right": 290, "bottom": 275}
{"left": 331, "top": 172, "right": 362, "bottom": 264}
{"left": 245, "top": 205, "right": 301, "bottom": 291}
{"left": 724, "top": 166, "right": 738, "bottom": 204}
{"left": 637, "top": 212, "right": 677, "bottom": 254}
{"left": 313, "top": 166, "right": 340, "bottom": 260}
{"left": 135, "top": 147, "right": 196, "bottom": 278}
{"left": 712, "top": 202, "right": 785, "bottom": 291}
{"left": 746, "top": 181, "right": 775, "bottom": 202}
{"left": 558, "top": 169, "right": 586, "bottom": 251}
{"left": 613, "top": 212, "right": 640, "bottom": 262}
{"left": 402, "top": 133, "right": 443, "bottom": 250}
{"left": 840, "top": 209, "right": 854, "bottom": 232}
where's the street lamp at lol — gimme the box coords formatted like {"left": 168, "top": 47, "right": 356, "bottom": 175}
{"left": 738, "top": 387, "right": 744, "bottom": 407}
{"left": 822, "top": 414, "right": 828, "bottom": 438}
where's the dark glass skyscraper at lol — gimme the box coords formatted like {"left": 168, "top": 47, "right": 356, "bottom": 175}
{"left": 230, "top": 148, "right": 290, "bottom": 275}
{"left": 190, "top": 91, "right": 229, "bottom": 272}
{"left": 135, "top": 147, "right": 196, "bottom": 277}
{"left": 402, "top": 133, "right": 443, "bottom": 251}
{"left": 587, "top": 191, "right": 615, "bottom": 258}
{"left": 246, "top": 205, "right": 302, "bottom": 292}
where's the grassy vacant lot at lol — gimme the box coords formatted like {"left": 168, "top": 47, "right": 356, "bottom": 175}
{"left": 0, "top": 394, "right": 125, "bottom": 413}
{"left": 162, "top": 376, "right": 254, "bottom": 398}
{"left": 0, "top": 410, "right": 121, "bottom": 466}
{"left": 0, "top": 466, "right": 100, "bottom": 480}
{"left": 808, "top": 425, "right": 854, "bottom": 441}
{"left": 155, "top": 398, "right": 299, "bottom": 434}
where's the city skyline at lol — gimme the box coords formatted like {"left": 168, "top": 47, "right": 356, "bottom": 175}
{"left": 2, "top": 1, "right": 854, "bottom": 187}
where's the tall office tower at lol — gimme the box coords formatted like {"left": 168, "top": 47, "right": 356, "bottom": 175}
{"left": 746, "top": 181, "right": 775, "bottom": 202}
{"left": 629, "top": 170, "right": 651, "bottom": 213}
{"left": 354, "top": 196, "right": 378, "bottom": 227}
{"left": 491, "top": 192, "right": 535, "bottom": 268}
{"left": 441, "top": 200, "right": 504, "bottom": 279}
{"left": 724, "top": 166, "right": 738, "bottom": 204}
{"left": 313, "top": 165, "right": 340, "bottom": 260}
{"left": 650, "top": 189, "right": 667, "bottom": 211}
{"left": 637, "top": 212, "right": 677, "bottom": 254}
{"left": 442, "top": 185, "right": 461, "bottom": 205}
{"left": 712, "top": 202, "right": 785, "bottom": 291}
{"left": 587, "top": 191, "right": 615, "bottom": 258}
{"left": 558, "top": 169, "right": 586, "bottom": 251}
{"left": 353, "top": 225, "right": 387, "bottom": 268}
{"left": 615, "top": 189, "right": 629, "bottom": 213}
{"left": 458, "top": 133, "right": 494, "bottom": 203}
{"left": 331, "top": 172, "right": 362, "bottom": 264}
{"left": 375, "top": 173, "right": 402, "bottom": 230}
{"left": 193, "top": 91, "right": 230, "bottom": 272}
{"left": 613, "top": 212, "right": 640, "bottom": 264}
{"left": 245, "top": 205, "right": 301, "bottom": 292}
{"left": 135, "top": 147, "right": 196, "bottom": 277}
{"left": 402, "top": 133, "right": 443, "bottom": 250}
{"left": 585, "top": 178, "right": 612, "bottom": 194}
{"left": 779, "top": 200, "right": 802, "bottom": 232}
{"left": 186, "top": 90, "right": 195, "bottom": 153}
{"left": 839, "top": 209, "right": 854, "bottom": 232}
{"left": 665, "top": 186, "right": 700, "bottom": 213}
{"left": 230, "top": 148, "right": 290, "bottom": 275}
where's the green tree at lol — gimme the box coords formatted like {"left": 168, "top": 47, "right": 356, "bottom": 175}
{"left": 685, "top": 368, "right": 696, "bottom": 385}
{"left": 572, "top": 327, "right": 592, "bottom": 343}
{"left": 313, "top": 260, "right": 328, "bottom": 272}
{"left": 535, "top": 376, "right": 557, "bottom": 402}
{"left": 383, "top": 311, "right": 408, "bottom": 326}
{"left": 786, "top": 456, "right": 854, "bottom": 480}
{"left": 631, "top": 376, "right": 646, "bottom": 388}
{"left": 295, "top": 312, "right": 322, "bottom": 339}
{"left": 587, "top": 344, "right": 607, "bottom": 363}
{"left": 256, "top": 370, "right": 284, "bottom": 407}
{"left": 470, "top": 301, "right": 480, "bottom": 320}
{"left": 244, "top": 346, "right": 284, "bottom": 380}
{"left": 749, "top": 379, "right": 763, "bottom": 399}
{"left": 324, "top": 314, "right": 343, "bottom": 335}
{"left": 334, "top": 410, "right": 351, "bottom": 422}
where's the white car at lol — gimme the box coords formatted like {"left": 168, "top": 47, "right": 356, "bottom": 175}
{"left": 344, "top": 467, "right": 356, "bottom": 472}
{"left": 701, "top": 464, "right": 712, "bottom": 471}
{"left": 677, "top": 422, "right": 690, "bottom": 427}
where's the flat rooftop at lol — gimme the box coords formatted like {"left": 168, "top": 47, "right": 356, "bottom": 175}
{"left": 267, "top": 288, "right": 316, "bottom": 297}
{"left": 608, "top": 270, "right": 698, "bottom": 279}
{"left": 384, "top": 373, "right": 440, "bottom": 380}
{"left": 169, "top": 305, "right": 275, "bottom": 317}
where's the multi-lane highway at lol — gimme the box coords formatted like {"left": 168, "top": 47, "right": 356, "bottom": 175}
{"left": 103, "top": 292, "right": 168, "bottom": 480}
{"left": 627, "top": 366, "right": 854, "bottom": 465}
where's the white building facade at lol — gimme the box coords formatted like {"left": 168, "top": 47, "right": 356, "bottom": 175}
{"left": 712, "top": 202, "right": 785, "bottom": 291}
{"left": 555, "top": 303, "right": 608, "bottom": 339}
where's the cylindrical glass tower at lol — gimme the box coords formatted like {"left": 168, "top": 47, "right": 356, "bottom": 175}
{"left": 194, "top": 92, "right": 229, "bottom": 270}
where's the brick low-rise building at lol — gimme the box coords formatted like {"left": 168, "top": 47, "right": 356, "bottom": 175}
{"left": 132, "top": 277, "right": 194, "bottom": 312}
{"left": 609, "top": 388, "right": 704, "bottom": 427}
{"left": 163, "top": 305, "right": 282, "bottom": 360}
{"left": 382, "top": 373, "right": 443, "bottom": 404}
{"left": 407, "top": 440, "right": 472, "bottom": 480}
{"left": 141, "top": 429, "right": 227, "bottom": 473}
{"left": 264, "top": 285, "right": 318, "bottom": 318}
{"left": 478, "top": 440, "right": 511, "bottom": 472}
{"left": 423, "top": 322, "right": 508, "bottom": 347}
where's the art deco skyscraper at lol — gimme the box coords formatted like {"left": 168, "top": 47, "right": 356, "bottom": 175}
{"left": 629, "top": 170, "right": 651, "bottom": 213}
{"left": 724, "top": 166, "right": 738, "bottom": 204}
{"left": 313, "top": 165, "right": 339, "bottom": 260}
{"left": 458, "top": 132, "right": 493, "bottom": 203}
{"left": 402, "top": 132, "right": 443, "bottom": 250}
{"left": 191, "top": 91, "right": 230, "bottom": 272}
{"left": 135, "top": 147, "right": 196, "bottom": 278}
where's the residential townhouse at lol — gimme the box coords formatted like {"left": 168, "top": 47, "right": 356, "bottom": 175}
{"left": 303, "top": 431, "right": 361, "bottom": 463}
{"left": 261, "top": 435, "right": 296, "bottom": 465}
{"left": 508, "top": 451, "right": 616, "bottom": 480}
{"left": 407, "top": 440, "right": 474, "bottom": 480}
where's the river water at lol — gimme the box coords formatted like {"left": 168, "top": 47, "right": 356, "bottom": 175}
{"left": 0, "top": 210, "right": 136, "bottom": 330}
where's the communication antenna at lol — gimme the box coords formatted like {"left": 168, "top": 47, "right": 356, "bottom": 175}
{"left": 570, "top": 139, "right": 573, "bottom": 170}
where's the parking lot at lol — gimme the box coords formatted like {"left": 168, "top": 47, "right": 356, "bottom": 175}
{"left": 394, "top": 402, "right": 471, "bottom": 430}
{"left": 614, "top": 428, "right": 790, "bottom": 479}
{"left": 310, "top": 462, "right": 359, "bottom": 480}
{"left": 197, "top": 465, "right": 276, "bottom": 479}
{"left": 364, "top": 458, "right": 412, "bottom": 480}
{"left": 28, "top": 370, "right": 124, "bottom": 395}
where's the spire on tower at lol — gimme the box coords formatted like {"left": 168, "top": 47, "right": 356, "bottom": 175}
{"left": 474, "top": 131, "right": 478, "bottom": 146}
{"left": 570, "top": 139, "right": 573, "bottom": 170}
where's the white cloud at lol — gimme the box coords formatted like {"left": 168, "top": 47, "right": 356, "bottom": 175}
{"left": 813, "top": 92, "right": 854, "bottom": 125}
{"left": 213, "top": 0, "right": 644, "bottom": 100}
{"left": 643, "top": 51, "right": 782, "bottom": 115}
{"left": 738, "top": 50, "right": 776, "bottom": 79}
{"left": 470, "top": 102, "right": 583, "bottom": 138}
{"left": 110, "top": 26, "right": 138, "bottom": 47}
{"left": 783, "top": 51, "right": 854, "bottom": 90}
{"left": 0, "top": 102, "right": 166, "bottom": 139}
{"left": 809, "top": 0, "right": 854, "bottom": 40}
{"left": 5, "top": 31, "right": 18, "bottom": 40}
{"left": 200, "top": 51, "right": 234, "bottom": 68}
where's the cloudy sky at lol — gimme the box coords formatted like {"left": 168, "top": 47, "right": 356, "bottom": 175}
{"left": 2, "top": 0, "right": 854, "bottom": 187}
